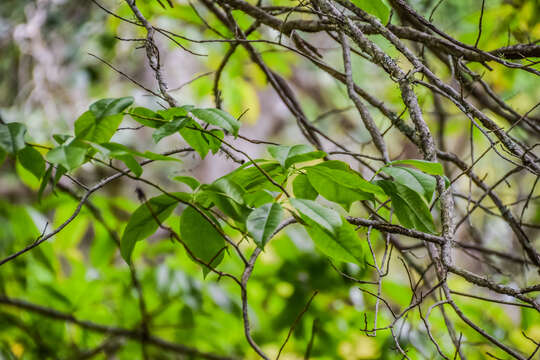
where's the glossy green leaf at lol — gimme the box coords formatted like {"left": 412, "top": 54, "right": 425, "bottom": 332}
{"left": 121, "top": 193, "right": 182, "bottom": 263}
{"left": 52, "top": 134, "right": 72, "bottom": 145}
{"left": 206, "top": 129, "right": 224, "bottom": 154}
{"left": 351, "top": 0, "right": 390, "bottom": 24}
{"left": 45, "top": 142, "right": 88, "bottom": 171}
{"left": 290, "top": 198, "right": 341, "bottom": 234}
{"left": 382, "top": 166, "right": 436, "bottom": 203}
{"left": 180, "top": 206, "right": 225, "bottom": 277}
{"left": 171, "top": 175, "right": 200, "bottom": 190}
{"left": 303, "top": 216, "right": 364, "bottom": 267}
{"left": 389, "top": 159, "right": 444, "bottom": 176}
{"left": 306, "top": 166, "right": 379, "bottom": 209}
{"left": 17, "top": 146, "right": 45, "bottom": 179}
{"left": 129, "top": 107, "right": 166, "bottom": 128}
{"left": 377, "top": 180, "right": 436, "bottom": 234}
{"left": 179, "top": 119, "right": 211, "bottom": 158}
{"left": 246, "top": 203, "right": 283, "bottom": 248}
{"left": 153, "top": 117, "right": 188, "bottom": 143}
{"left": 203, "top": 178, "right": 251, "bottom": 222}
{"left": 268, "top": 144, "right": 326, "bottom": 169}
{"left": 292, "top": 173, "right": 318, "bottom": 200}
{"left": 243, "top": 190, "right": 274, "bottom": 207}
{"left": 90, "top": 96, "right": 134, "bottom": 119}
{"left": 227, "top": 160, "right": 285, "bottom": 192}
{"left": 116, "top": 154, "right": 143, "bottom": 177}
{"left": 74, "top": 97, "right": 133, "bottom": 142}
{"left": 191, "top": 108, "right": 240, "bottom": 136}
{"left": 157, "top": 105, "right": 193, "bottom": 120}
{"left": 0, "top": 122, "right": 26, "bottom": 154}
{"left": 38, "top": 165, "right": 53, "bottom": 201}
{"left": 95, "top": 142, "right": 181, "bottom": 163}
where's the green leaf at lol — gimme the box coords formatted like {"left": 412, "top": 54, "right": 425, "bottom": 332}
{"left": 210, "top": 178, "right": 245, "bottom": 204}
{"left": 303, "top": 216, "right": 364, "bottom": 267}
{"left": 157, "top": 105, "right": 193, "bottom": 120}
{"left": 121, "top": 193, "right": 181, "bottom": 264}
{"left": 388, "top": 159, "right": 444, "bottom": 176}
{"left": 17, "top": 146, "right": 45, "bottom": 179}
{"left": 153, "top": 117, "right": 188, "bottom": 143}
{"left": 116, "top": 154, "right": 143, "bottom": 177}
{"left": 227, "top": 160, "right": 285, "bottom": 192}
{"left": 0, "top": 122, "right": 27, "bottom": 154}
{"left": 292, "top": 173, "right": 318, "bottom": 200}
{"left": 243, "top": 190, "right": 274, "bottom": 207}
{"left": 268, "top": 144, "right": 326, "bottom": 169}
{"left": 179, "top": 119, "right": 211, "bottom": 158}
{"left": 171, "top": 175, "right": 200, "bottom": 190}
{"left": 290, "top": 198, "right": 341, "bottom": 234}
{"left": 191, "top": 108, "right": 240, "bottom": 136}
{"left": 0, "top": 148, "right": 6, "bottom": 166}
{"left": 75, "top": 97, "right": 134, "bottom": 142}
{"left": 95, "top": 142, "right": 181, "bottom": 163}
{"left": 52, "top": 134, "right": 72, "bottom": 145}
{"left": 246, "top": 203, "right": 283, "bottom": 249}
{"left": 203, "top": 178, "right": 251, "bottom": 222}
{"left": 129, "top": 107, "right": 166, "bottom": 128}
{"left": 45, "top": 141, "right": 88, "bottom": 171}
{"left": 351, "top": 0, "right": 390, "bottom": 24}
{"left": 38, "top": 165, "right": 53, "bottom": 201}
{"left": 206, "top": 129, "right": 224, "bottom": 154}
{"left": 377, "top": 180, "right": 436, "bottom": 234}
{"left": 309, "top": 162, "right": 384, "bottom": 195}
{"left": 382, "top": 166, "right": 436, "bottom": 203}
{"left": 301, "top": 162, "right": 383, "bottom": 209}
{"left": 180, "top": 206, "right": 225, "bottom": 277}
{"left": 90, "top": 96, "right": 134, "bottom": 119}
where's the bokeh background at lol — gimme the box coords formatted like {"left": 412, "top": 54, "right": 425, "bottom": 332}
{"left": 0, "top": 0, "right": 539, "bottom": 359}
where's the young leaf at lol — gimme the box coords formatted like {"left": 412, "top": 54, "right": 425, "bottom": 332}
{"left": 0, "top": 122, "right": 27, "bottom": 154}
{"left": 268, "top": 144, "right": 326, "bottom": 169}
{"left": 246, "top": 203, "right": 283, "bottom": 249}
{"left": 388, "top": 159, "right": 444, "bottom": 176}
{"left": 75, "top": 97, "right": 134, "bottom": 143}
{"left": 290, "top": 198, "right": 341, "bottom": 234}
{"left": 180, "top": 206, "right": 225, "bottom": 277}
{"left": 17, "top": 146, "right": 45, "bottom": 179}
{"left": 121, "top": 193, "right": 182, "bottom": 263}
{"left": 377, "top": 180, "right": 436, "bottom": 234}
{"left": 303, "top": 216, "right": 364, "bottom": 267}
{"left": 382, "top": 166, "right": 436, "bottom": 203}
{"left": 153, "top": 117, "right": 188, "bottom": 143}
{"left": 191, "top": 108, "right": 240, "bottom": 136}
{"left": 292, "top": 173, "right": 318, "bottom": 200}
{"left": 45, "top": 142, "right": 88, "bottom": 171}
{"left": 351, "top": 0, "right": 390, "bottom": 24}
{"left": 171, "top": 175, "right": 200, "bottom": 190}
